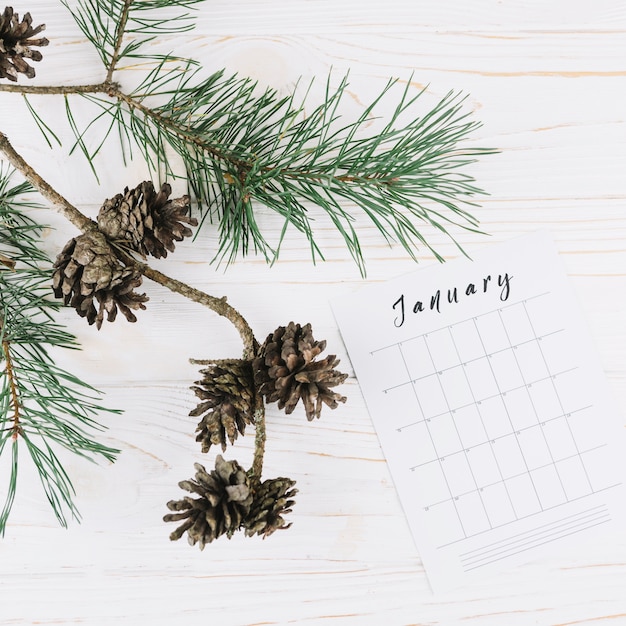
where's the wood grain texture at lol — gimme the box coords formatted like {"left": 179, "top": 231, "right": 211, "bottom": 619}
{"left": 0, "top": 1, "right": 625, "bottom": 624}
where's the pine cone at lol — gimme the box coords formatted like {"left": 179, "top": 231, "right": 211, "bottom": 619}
{"left": 253, "top": 322, "right": 348, "bottom": 420}
{"left": 0, "top": 7, "right": 48, "bottom": 81}
{"left": 51, "top": 232, "right": 148, "bottom": 329}
{"left": 97, "top": 181, "right": 197, "bottom": 259}
{"left": 164, "top": 456, "right": 252, "bottom": 549}
{"left": 190, "top": 360, "right": 255, "bottom": 453}
{"left": 244, "top": 477, "right": 297, "bottom": 539}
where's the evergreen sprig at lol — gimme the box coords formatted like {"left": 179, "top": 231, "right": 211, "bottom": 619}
{"left": 62, "top": 0, "right": 203, "bottom": 72}
{"left": 0, "top": 168, "right": 119, "bottom": 534}
{"left": 112, "top": 69, "right": 491, "bottom": 271}
{"left": 21, "top": 0, "right": 495, "bottom": 274}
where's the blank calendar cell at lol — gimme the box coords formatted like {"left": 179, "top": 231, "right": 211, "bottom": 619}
{"left": 439, "top": 366, "right": 474, "bottom": 410}
{"left": 463, "top": 358, "right": 499, "bottom": 401}
{"left": 554, "top": 371, "right": 593, "bottom": 416}
{"left": 398, "top": 421, "right": 438, "bottom": 467}
{"left": 454, "top": 405, "right": 489, "bottom": 449}
{"left": 556, "top": 456, "right": 593, "bottom": 500}
{"left": 493, "top": 434, "right": 528, "bottom": 479}
{"left": 385, "top": 383, "right": 424, "bottom": 428}
{"left": 528, "top": 378, "right": 563, "bottom": 420}
{"left": 466, "top": 444, "right": 502, "bottom": 488}
{"left": 536, "top": 330, "right": 572, "bottom": 375}
{"left": 505, "top": 473, "right": 543, "bottom": 517}
{"left": 523, "top": 295, "right": 562, "bottom": 338}
{"left": 400, "top": 336, "right": 437, "bottom": 380}
{"left": 424, "top": 499, "right": 465, "bottom": 547}
{"left": 480, "top": 482, "right": 518, "bottom": 527}
{"left": 475, "top": 312, "right": 509, "bottom": 355}
{"left": 567, "top": 407, "right": 605, "bottom": 450}
{"left": 498, "top": 303, "right": 536, "bottom": 346}
{"left": 489, "top": 350, "right": 525, "bottom": 391}
{"left": 414, "top": 374, "right": 449, "bottom": 419}
{"left": 424, "top": 328, "right": 462, "bottom": 372}
{"left": 503, "top": 386, "right": 537, "bottom": 431}
{"left": 580, "top": 446, "right": 614, "bottom": 492}
{"left": 450, "top": 320, "right": 485, "bottom": 363}
{"left": 480, "top": 396, "right": 513, "bottom": 440}
{"left": 454, "top": 491, "right": 492, "bottom": 536}
{"left": 370, "top": 346, "right": 410, "bottom": 391}
{"left": 429, "top": 413, "right": 464, "bottom": 458}
{"left": 541, "top": 417, "right": 579, "bottom": 460}
{"left": 440, "top": 453, "right": 476, "bottom": 498}
{"left": 517, "top": 427, "right": 553, "bottom": 470}
{"left": 530, "top": 465, "right": 567, "bottom": 508}
{"left": 513, "top": 341, "right": 549, "bottom": 381}
{"left": 412, "top": 462, "right": 451, "bottom": 505}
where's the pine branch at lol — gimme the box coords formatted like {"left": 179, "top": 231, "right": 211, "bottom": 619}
{"left": 107, "top": 72, "right": 492, "bottom": 272}
{"left": 0, "top": 170, "right": 120, "bottom": 533}
{"left": 0, "top": 0, "right": 495, "bottom": 274}
{"left": 62, "top": 0, "right": 203, "bottom": 73}
{"left": 106, "top": 0, "right": 133, "bottom": 82}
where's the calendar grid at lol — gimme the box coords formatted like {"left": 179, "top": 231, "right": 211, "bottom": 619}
{"left": 472, "top": 313, "right": 544, "bottom": 517}
{"left": 419, "top": 443, "right": 606, "bottom": 510}
{"left": 522, "top": 300, "right": 595, "bottom": 493}
{"left": 369, "top": 292, "right": 615, "bottom": 547}
{"left": 397, "top": 343, "right": 469, "bottom": 539}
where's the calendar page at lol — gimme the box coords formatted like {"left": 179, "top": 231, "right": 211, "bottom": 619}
{"left": 332, "top": 231, "right": 626, "bottom": 592}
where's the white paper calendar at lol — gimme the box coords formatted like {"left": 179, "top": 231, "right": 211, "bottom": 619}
{"left": 332, "top": 231, "right": 626, "bottom": 592}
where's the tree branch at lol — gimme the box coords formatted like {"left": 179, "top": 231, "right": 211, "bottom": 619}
{"left": 0, "top": 129, "right": 258, "bottom": 359}
{"left": 0, "top": 83, "right": 117, "bottom": 95}
{"left": 106, "top": 0, "right": 134, "bottom": 83}
{"left": 0, "top": 317, "right": 21, "bottom": 440}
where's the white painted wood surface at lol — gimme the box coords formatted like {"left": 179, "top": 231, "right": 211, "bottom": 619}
{"left": 1, "top": 1, "right": 625, "bottom": 624}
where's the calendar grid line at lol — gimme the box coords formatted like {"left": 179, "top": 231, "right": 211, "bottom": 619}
{"left": 408, "top": 406, "right": 595, "bottom": 470}
{"left": 437, "top": 482, "right": 621, "bottom": 550}
{"left": 471, "top": 316, "right": 544, "bottom": 512}
{"left": 395, "top": 367, "right": 580, "bottom": 430}
{"left": 382, "top": 329, "right": 566, "bottom": 393}
{"left": 422, "top": 333, "right": 493, "bottom": 530}
{"left": 419, "top": 444, "right": 606, "bottom": 509}
{"left": 460, "top": 505, "right": 608, "bottom": 557}
{"left": 446, "top": 324, "right": 517, "bottom": 524}
{"left": 523, "top": 300, "right": 595, "bottom": 494}
{"left": 497, "top": 308, "right": 570, "bottom": 502}
{"left": 462, "top": 514, "right": 611, "bottom": 571}
{"left": 397, "top": 343, "right": 469, "bottom": 539}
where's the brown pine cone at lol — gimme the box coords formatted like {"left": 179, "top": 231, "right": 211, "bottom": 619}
{"left": 190, "top": 360, "right": 255, "bottom": 453}
{"left": 51, "top": 232, "right": 148, "bottom": 329}
{"left": 253, "top": 322, "right": 348, "bottom": 420}
{"left": 244, "top": 477, "right": 297, "bottom": 539}
{"left": 163, "top": 456, "right": 253, "bottom": 549}
{"left": 97, "top": 181, "right": 197, "bottom": 259}
{"left": 0, "top": 7, "right": 48, "bottom": 81}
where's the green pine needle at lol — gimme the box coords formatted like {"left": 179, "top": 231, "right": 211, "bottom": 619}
{"left": 0, "top": 167, "right": 120, "bottom": 535}
{"left": 55, "top": 0, "right": 496, "bottom": 274}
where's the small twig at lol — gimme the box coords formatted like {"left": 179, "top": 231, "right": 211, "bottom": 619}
{"left": 106, "top": 0, "right": 134, "bottom": 83}
{"left": 251, "top": 395, "right": 266, "bottom": 480}
{"left": 0, "top": 317, "right": 21, "bottom": 440}
{"left": 0, "top": 83, "right": 117, "bottom": 95}
{"left": 0, "top": 129, "right": 258, "bottom": 359}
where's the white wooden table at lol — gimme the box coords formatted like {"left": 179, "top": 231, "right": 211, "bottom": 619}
{"left": 1, "top": 1, "right": 625, "bottom": 624}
